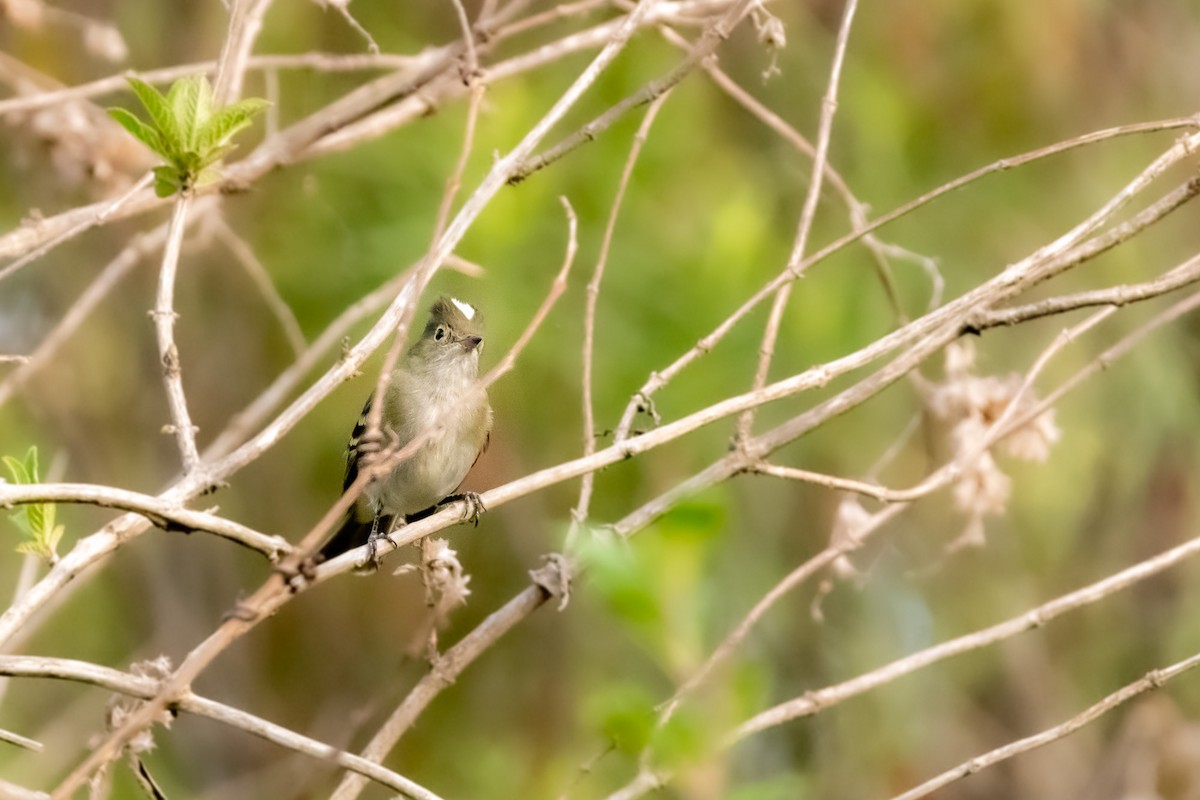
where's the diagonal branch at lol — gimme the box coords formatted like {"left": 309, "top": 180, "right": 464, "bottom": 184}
{"left": 888, "top": 654, "right": 1200, "bottom": 800}
{"left": 507, "top": 0, "right": 755, "bottom": 183}
{"left": 0, "top": 655, "right": 444, "bottom": 800}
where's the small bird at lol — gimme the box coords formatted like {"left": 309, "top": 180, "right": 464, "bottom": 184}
{"left": 319, "top": 296, "right": 492, "bottom": 562}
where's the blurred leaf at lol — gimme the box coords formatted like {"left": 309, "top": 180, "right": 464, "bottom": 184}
{"left": 106, "top": 107, "right": 168, "bottom": 158}
{"left": 198, "top": 98, "right": 270, "bottom": 153}
{"left": 657, "top": 498, "right": 726, "bottom": 544}
{"left": 583, "top": 682, "right": 655, "bottom": 754}
{"left": 167, "top": 73, "right": 212, "bottom": 150}
{"left": 152, "top": 166, "right": 181, "bottom": 197}
{"left": 652, "top": 704, "right": 710, "bottom": 768}
{"left": 3, "top": 446, "right": 61, "bottom": 564}
{"left": 125, "top": 77, "right": 177, "bottom": 146}
{"left": 581, "top": 536, "right": 662, "bottom": 629}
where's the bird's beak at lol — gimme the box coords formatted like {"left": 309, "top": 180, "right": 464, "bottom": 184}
{"left": 463, "top": 336, "right": 483, "bottom": 352}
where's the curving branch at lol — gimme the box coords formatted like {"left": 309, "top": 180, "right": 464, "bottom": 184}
{"left": 0, "top": 483, "right": 289, "bottom": 559}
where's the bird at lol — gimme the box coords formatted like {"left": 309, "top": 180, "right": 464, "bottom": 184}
{"left": 318, "top": 296, "right": 492, "bottom": 563}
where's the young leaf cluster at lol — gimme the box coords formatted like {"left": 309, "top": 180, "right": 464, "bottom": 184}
{"left": 107, "top": 74, "right": 269, "bottom": 197}
{"left": 2, "top": 447, "right": 63, "bottom": 565}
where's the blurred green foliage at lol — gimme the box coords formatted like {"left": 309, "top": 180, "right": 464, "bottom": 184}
{"left": 2, "top": 1, "right": 1200, "bottom": 799}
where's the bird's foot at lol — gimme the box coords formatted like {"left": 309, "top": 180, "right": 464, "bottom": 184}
{"left": 365, "top": 518, "right": 403, "bottom": 567}
{"left": 441, "top": 491, "right": 486, "bottom": 527}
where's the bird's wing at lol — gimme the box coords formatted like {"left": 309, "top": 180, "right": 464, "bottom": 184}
{"left": 343, "top": 393, "right": 372, "bottom": 493}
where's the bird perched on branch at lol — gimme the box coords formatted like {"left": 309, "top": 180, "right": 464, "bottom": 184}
{"left": 319, "top": 296, "right": 492, "bottom": 563}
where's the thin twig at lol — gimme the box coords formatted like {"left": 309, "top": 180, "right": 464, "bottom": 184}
{"left": 971, "top": 255, "right": 1200, "bottom": 330}
{"left": 673, "top": 32, "right": 915, "bottom": 321}
{"left": 328, "top": 1, "right": 381, "bottom": 54}
{"left": 508, "top": 0, "right": 755, "bottom": 183}
{"left": 480, "top": 198, "right": 578, "bottom": 390}
{"left": 0, "top": 53, "right": 422, "bottom": 117}
{"left": 568, "top": 94, "right": 670, "bottom": 548}
{"left": 0, "top": 219, "right": 178, "bottom": 407}
{"left": 0, "top": 172, "right": 153, "bottom": 283}
{"left": 0, "top": 726, "right": 42, "bottom": 751}
{"left": 152, "top": 194, "right": 202, "bottom": 473}
{"left": 735, "top": 0, "right": 859, "bottom": 445}
{"left": 328, "top": 586, "right": 552, "bottom": 800}
{"left": 887, "top": 652, "right": 1200, "bottom": 800}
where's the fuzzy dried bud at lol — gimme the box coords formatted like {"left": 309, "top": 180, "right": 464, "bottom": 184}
{"left": 103, "top": 656, "right": 174, "bottom": 755}
{"left": 929, "top": 341, "right": 1060, "bottom": 525}
{"left": 404, "top": 537, "right": 471, "bottom": 612}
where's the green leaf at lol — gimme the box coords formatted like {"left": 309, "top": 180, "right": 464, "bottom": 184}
{"left": 167, "top": 74, "right": 213, "bottom": 150}
{"left": 198, "top": 98, "right": 269, "bottom": 153}
{"left": 107, "top": 74, "right": 265, "bottom": 197}
{"left": 195, "top": 143, "right": 237, "bottom": 172}
{"left": 153, "top": 166, "right": 182, "bottom": 197}
{"left": 653, "top": 706, "right": 710, "bottom": 768}
{"left": 107, "top": 107, "right": 169, "bottom": 158}
{"left": 45, "top": 524, "right": 64, "bottom": 554}
{"left": 3, "top": 454, "right": 30, "bottom": 485}
{"left": 125, "top": 77, "right": 178, "bottom": 149}
{"left": 26, "top": 495, "right": 45, "bottom": 535}
{"left": 4, "top": 446, "right": 62, "bottom": 563}
{"left": 583, "top": 683, "right": 655, "bottom": 753}
{"left": 193, "top": 165, "right": 224, "bottom": 189}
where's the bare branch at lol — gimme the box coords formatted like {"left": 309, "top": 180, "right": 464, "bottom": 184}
{"left": 612, "top": 121, "right": 1200, "bottom": 442}
{"left": 569, "top": 93, "right": 670, "bottom": 546}
{"left": 735, "top": 0, "right": 859, "bottom": 444}
{"left": 971, "top": 254, "right": 1200, "bottom": 330}
{"left": 0, "top": 172, "right": 152, "bottom": 283}
{"left": 479, "top": 198, "right": 578, "bottom": 390}
{"left": 0, "top": 218, "right": 181, "bottom": 407}
{"left": 888, "top": 654, "right": 1200, "bottom": 800}
{"left": 0, "top": 483, "right": 290, "bottom": 559}
{"left": 211, "top": 0, "right": 275, "bottom": 105}
{"left": 328, "top": 585, "right": 552, "bottom": 800}
{"left": 508, "top": 0, "right": 755, "bottom": 183}
{"left": 0, "top": 655, "right": 444, "bottom": 800}
{"left": 151, "top": 195, "right": 202, "bottom": 473}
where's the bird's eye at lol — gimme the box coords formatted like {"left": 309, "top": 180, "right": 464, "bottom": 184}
{"left": 435, "top": 326, "right": 446, "bottom": 341}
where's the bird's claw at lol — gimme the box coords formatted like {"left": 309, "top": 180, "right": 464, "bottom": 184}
{"left": 442, "top": 491, "right": 486, "bottom": 526}
{"left": 364, "top": 516, "right": 402, "bottom": 567}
